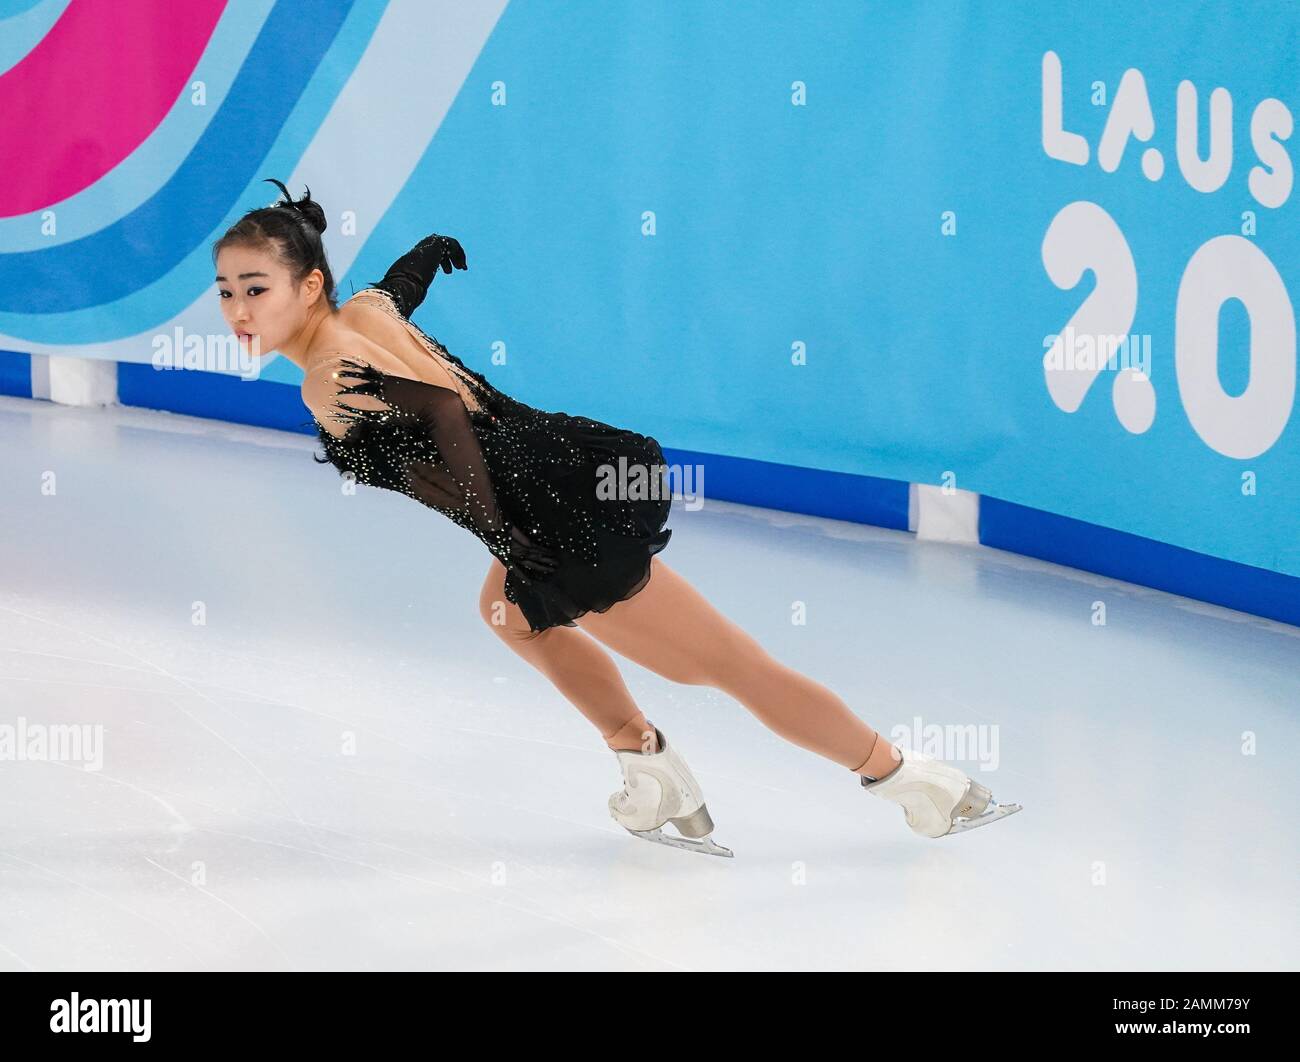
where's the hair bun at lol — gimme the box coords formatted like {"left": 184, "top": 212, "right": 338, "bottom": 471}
{"left": 263, "top": 177, "right": 327, "bottom": 235}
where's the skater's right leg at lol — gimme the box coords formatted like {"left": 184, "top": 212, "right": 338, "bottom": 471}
{"left": 478, "top": 561, "right": 654, "bottom": 752}
{"left": 575, "top": 556, "right": 901, "bottom": 778}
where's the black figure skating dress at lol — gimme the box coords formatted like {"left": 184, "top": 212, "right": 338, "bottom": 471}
{"left": 310, "top": 234, "right": 673, "bottom": 633}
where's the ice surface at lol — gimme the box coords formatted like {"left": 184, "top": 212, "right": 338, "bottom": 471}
{"left": 0, "top": 396, "right": 1295, "bottom": 971}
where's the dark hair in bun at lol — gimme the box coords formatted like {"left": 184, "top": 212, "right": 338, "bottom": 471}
{"left": 211, "top": 178, "right": 338, "bottom": 311}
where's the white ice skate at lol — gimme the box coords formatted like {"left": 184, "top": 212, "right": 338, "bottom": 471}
{"left": 608, "top": 726, "right": 733, "bottom": 858}
{"left": 861, "top": 747, "right": 1021, "bottom": 838}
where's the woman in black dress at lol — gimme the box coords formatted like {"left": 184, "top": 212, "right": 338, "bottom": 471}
{"left": 211, "top": 181, "right": 1020, "bottom": 857}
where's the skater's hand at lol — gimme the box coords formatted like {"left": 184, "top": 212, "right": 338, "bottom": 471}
{"left": 366, "top": 234, "right": 468, "bottom": 319}
{"left": 504, "top": 523, "right": 561, "bottom": 584}
{"left": 411, "top": 232, "right": 467, "bottom": 275}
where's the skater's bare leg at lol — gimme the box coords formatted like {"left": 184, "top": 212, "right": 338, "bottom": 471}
{"left": 478, "top": 561, "right": 653, "bottom": 751}
{"left": 576, "top": 557, "right": 901, "bottom": 779}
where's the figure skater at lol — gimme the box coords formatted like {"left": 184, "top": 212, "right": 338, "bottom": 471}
{"left": 211, "top": 179, "right": 1020, "bottom": 858}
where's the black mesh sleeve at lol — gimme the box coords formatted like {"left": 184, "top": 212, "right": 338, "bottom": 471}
{"left": 329, "top": 358, "right": 558, "bottom": 583}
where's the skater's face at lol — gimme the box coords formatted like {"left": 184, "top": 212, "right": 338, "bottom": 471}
{"left": 215, "top": 243, "right": 327, "bottom": 357}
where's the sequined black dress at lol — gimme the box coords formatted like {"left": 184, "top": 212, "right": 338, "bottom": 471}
{"left": 310, "top": 268, "right": 672, "bottom": 634}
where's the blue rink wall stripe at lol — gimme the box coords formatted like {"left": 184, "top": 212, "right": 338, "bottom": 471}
{"left": 116, "top": 365, "right": 1300, "bottom": 629}
{"left": 657, "top": 447, "right": 911, "bottom": 532}
{"left": 118, "top": 364, "right": 316, "bottom": 435}
{"left": 980, "top": 497, "right": 1300, "bottom": 629}
{"left": 0, "top": 350, "right": 32, "bottom": 397}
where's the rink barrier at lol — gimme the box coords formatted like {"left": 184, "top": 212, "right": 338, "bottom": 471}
{"left": 660, "top": 446, "right": 910, "bottom": 531}
{"left": 978, "top": 498, "right": 1300, "bottom": 629}
{"left": 117, "top": 360, "right": 314, "bottom": 433}
{"left": 27, "top": 359, "right": 1300, "bottom": 630}
{"left": 0, "top": 348, "right": 31, "bottom": 397}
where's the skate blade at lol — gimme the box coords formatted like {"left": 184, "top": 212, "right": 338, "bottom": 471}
{"left": 945, "top": 801, "right": 1022, "bottom": 836}
{"left": 624, "top": 825, "right": 734, "bottom": 858}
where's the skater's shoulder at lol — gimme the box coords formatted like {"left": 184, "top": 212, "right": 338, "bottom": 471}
{"left": 301, "top": 352, "right": 385, "bottom": 440}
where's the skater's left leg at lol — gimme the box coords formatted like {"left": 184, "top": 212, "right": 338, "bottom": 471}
{"left": 576, "top": 557, "right": 901, "bottom": 780}
{"left": 478, "top": 560, "right": 654, "bottom": 751}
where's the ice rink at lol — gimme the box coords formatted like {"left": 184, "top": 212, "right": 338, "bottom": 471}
{"left": 2, "top": 394, "right": 1296, "bottom": 971}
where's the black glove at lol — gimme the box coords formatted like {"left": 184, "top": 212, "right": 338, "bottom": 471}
{"left": 502, "top": 523, "right": 562, "bottom": 584}
{"left": 369, "top": 233, "right": 467, "bottom": 319}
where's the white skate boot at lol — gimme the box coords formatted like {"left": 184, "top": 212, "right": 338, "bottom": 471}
{"left": 861, "top": 747, "right": 1022, "bottom": 838}
{"left": 608, "top": 726, "right": 733, "bottom": 857}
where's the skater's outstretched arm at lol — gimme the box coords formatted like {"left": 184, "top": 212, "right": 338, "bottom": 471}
{"left": 367, "top": 232, "right": 467, "bottom": 319}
